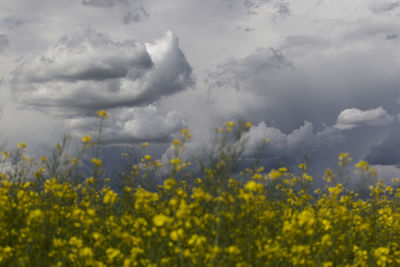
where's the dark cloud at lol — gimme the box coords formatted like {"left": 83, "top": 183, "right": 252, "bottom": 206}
{"left": 82, "top": 0, "right": 128, "bottom": 8}
{"left": 280, "top": 34, "right": 328, "bottom": 52}
{"left": 207, "top": 47, "right": 293, "bottom": 92}
{"left": 1, "top": 16, "right": 29, "bottom": 28}
{"left": 365, "top": 126, "right": 400, "bottom": 165}
{"left": 386, "top": 34, "right": 398, "bottom": 40}
{"left": 123, "top": 6, "right": 150, "bottom": 24}
{"left": 370, "top": 2, "right": 400, "bottom": 14}
{"left": 274, "top": 2, "right": 290, "bottom": 18}
{"left": 2, "top": 0, "right": 400, "bottom": 179}
{"left": 0, "top": 35, "right": 9, "bottom": 53}
{"left": 82, "top": 0, "right": 150, "bottom": 24}
{"left": 10, "top": 30, "right": 194, "bottom": 115}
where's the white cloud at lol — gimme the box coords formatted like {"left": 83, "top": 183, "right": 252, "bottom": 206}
{"left": 10, "top": 30, "right": 194, "bottom": 115}
{"left": 242, "top": 121, "right": 342, "bottom": 160}
{"left": 372, "top": 165, "right": 400, "bottom": 182}
{"left": 65, "top": 104, "right": 186, "bottom": 144}
{"left": 335, "top": 107, "right": 396, "bottom": 130}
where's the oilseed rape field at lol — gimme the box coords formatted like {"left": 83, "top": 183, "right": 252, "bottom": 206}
{"left": 1, "top": 112, "right": 400, "bottom": 266}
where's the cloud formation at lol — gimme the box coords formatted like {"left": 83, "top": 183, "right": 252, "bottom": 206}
{"left": 335, "top": 107, "right": 397, "bottom": 130}
{"left": 65, "top": 104, "right": 186, "bottom": 144}
{"left": 207, "top": 47, "right": 293, "bottom": 92}
{"left": 370, "top": 1, "right": 400, "bottom": 14}
{"left": 365, "top": 125, "right": 400, "bottom": 165}
{"left": 2, "top": 0, "right": 400, "bottom": 182}
{"left": 11, "top": 30, "right": 194, "bottom": 116}
{"left": 242, "top": 121, "right": 342, "bottom": 161}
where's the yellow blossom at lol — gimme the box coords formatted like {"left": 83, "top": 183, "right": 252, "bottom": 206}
{"left": 91, "top": 158, "right": 103, "bottom": 167}
{"left": 97, "top": 110, "right": 110, "bottom": 119}
{"left": 82, "top": 135, "right": 92, "bottom": 143}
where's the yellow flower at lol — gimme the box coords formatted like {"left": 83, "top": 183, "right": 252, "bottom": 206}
{"left": 71, "top": 158, "right": 79, "bottom": 166}
{"left": 169, "top": 230, "right": 179, "bottom": 241}
{"left": 82, "top": 135, "right": 91, "bottom": 143}
{"left": 339, "top": 152, "right": 349, "bottom": 161}
{"left": 28, "top": 209, "right": 43, "bottom": 223}
{"left": 356, "top": 160, "right": 368, "bottom": 168}
{"left": 1, "top": 150, "right": 10, "bottom": 158}
{"left": 106, "top": 248, "right": 121, "bottom": 262}
{"left": 153, "top": 214, "right": 171, "bottom": 227}
{"left": 103, "top": 189, "right": 118, "bottom": 205}
{"left": 17, "top": 142, "right": 26, "bottom": 149}
{"left": 142, "top": 142, "right": 149, "bottom": 147}
{"left": 91, "top": 158, "right": 103, "bottom": 167}
{"left": 245, "top": 180, "right": 258, "bottom": 191}
{"left": 268, "top": 169, "right": 281, "bottom": 181}
{"left": 298, "top": 163, "right": 307, "bottom": 170}
{"left": 226, "top": 246, "right": 241, "bottom": 255}
{"left": 323, "top": 168, "right": 335, "bottom": 183}
{"left": 80, "top": 247, "right": 94, "bottom": 258}
{"left": 224, "top": 121, "right": 235, "bottom": 132}
{"left": 97, "top": 110, "right": 110, "bottom": 119}
{"left": 172, "top": 139, "right": 181, "bottom": 145}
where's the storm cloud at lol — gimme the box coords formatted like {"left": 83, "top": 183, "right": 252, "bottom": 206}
{"left": 10, "top": 30, "right": 194, "bottom": 115}
{"left": 1, "top": 0, "right": 400, "bottom": 181}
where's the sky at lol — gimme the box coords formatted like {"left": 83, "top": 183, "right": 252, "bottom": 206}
{"left": 1, "top": 0, "right": 400, "bottom": 180}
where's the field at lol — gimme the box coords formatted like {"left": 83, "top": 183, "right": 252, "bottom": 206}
{"left": 0, "top": 112, "right": 399, "bottom": 266}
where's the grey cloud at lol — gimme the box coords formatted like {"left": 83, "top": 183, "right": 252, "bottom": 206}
{"left": 334, "top": 107, "right": 396, "bottom": 130}
{"left": 208, "top": 47, "right": 293, "bottom": 91}
{"left": 273, "top": 2, "right": 290, "bottom": 18}
{"left": 123, "top": 6, "right": 150, "bottom": 24}
{"left": 243, "top": 0, "right": 270, "bottom": 14}
{"left": 197, "top": 21, "right": 400, "bottom": 178}
{"left": 205, "top": 24, "right": 400, "bottom": 133}
{"left": 11, "top": 30, "right": 194, "bottom": 115}
{"left": 82, "top": 0, "right": 128, "bottom": 8}
{"left": 0, "top": 35, "right": 9, "bottom": 53}
{"left": 370, "top": 2, "right": 400, "bottom": 14}
{"left": 365, "top": 127, "right": 400, "bottom": 165}
{"left": 82, "top": 0, "right": 150, "bottom": 23}
{"left": 280, "top": 34, "right": 329, "bottom": 53}
{"left": 1, "top": 16, "right": 29, "bottom": 28}
{"left": 386, "top": 34, "right": 398, "bottom": 40}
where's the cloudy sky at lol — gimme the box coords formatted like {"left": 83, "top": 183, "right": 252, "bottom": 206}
{"left": 1, "top": 0, "right": 400, "bottom": 179}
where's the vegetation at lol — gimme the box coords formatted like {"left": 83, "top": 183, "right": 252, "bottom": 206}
{"left": 0, "top": 111, "right": 400, "bottom": 266}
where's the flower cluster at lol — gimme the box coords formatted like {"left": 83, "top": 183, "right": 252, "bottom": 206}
{"left": 1, "top": 118, "right": 400, "bottom": 266}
